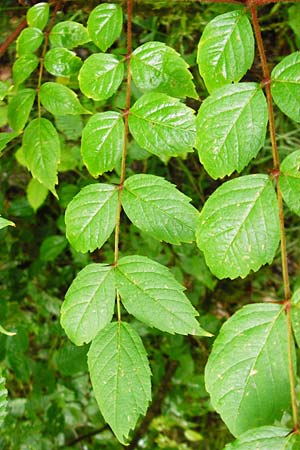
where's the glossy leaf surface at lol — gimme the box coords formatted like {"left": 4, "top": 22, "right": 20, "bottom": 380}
{"left": 17, "top": 27, "right": 43, "bottom": 55}
{"left": 225, "top": 426, "right": 296, "bottom": 450}
{"left": 44, "top": 48, "right": 82, "bottom": 77}
{"left": 116, "top": 255, "right": 209, "bottom": 336}
{"left": 196, "top": 83, "right": 268, "bottom": 179}
{"left": 79, "top": 54, "right": 124, "bottom": 101}
{"left": 279, "top": 150, "right": 300, "bottom": 216}
{"left": 87, "top": 3, "right": 123, "bottom": 52}
{"left": 128, "top": 92, "right": 196, "bottom": 158}
{"left": 122, "top": 174, "right": 198, "bottom": 244}
{"left": 22, "top": 118, "right": 60, "bottom": 194}
{"left": 8, "top": 88, "right": 36, "bottom": 132}
{"left": 131, "top": 41, "right": 197, "bottom": 98}
{"left": 81, "top": 111, "right": 124, "bottom": 177}
{"left": 88, "top": 321, "right": 151, "bottom": 444}
{"left": 61, "top": 264, "right": 115, "bottom": 345}
{"left": 205, "top": 303, "right": 293, "bottom": 437}
{"left": 65, "top": 183, "right": 118, "bottom": 253}
{"left": 271, "top": 52, "right": 300, "bottom": 122}
{"left": 196, "top": 175, "right": 280, "bottom": 279}
{"left": 49, "top": 21, "right": 90, "bottom": 48}
{"left": 13, "top": 54, "right": 39, "bottom": 85}
{"left": 26, "top": 2, "right": 49, "bottom": 30}
{"left": 40, "top": 82, "right": 89, "bottom": 116}
{"left": 197, "top": 11, "right": 254, "bottom": 93}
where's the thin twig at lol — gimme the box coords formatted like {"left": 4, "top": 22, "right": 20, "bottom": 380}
{"left": 0, "top": 18, "right": 27, "bottom": 58}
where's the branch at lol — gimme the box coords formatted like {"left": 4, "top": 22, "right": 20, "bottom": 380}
{"left": 0, "top": 18, "right": 27, "bottom": 58}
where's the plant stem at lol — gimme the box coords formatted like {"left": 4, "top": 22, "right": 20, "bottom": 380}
{"left": 0, "top": 18, "right": 27, "bottom": 58}
{"left": 114, "top": 0, "right": 133, "bottom": 320}
{"left": 250, "top": 4, "right": 299, "bottom": 431}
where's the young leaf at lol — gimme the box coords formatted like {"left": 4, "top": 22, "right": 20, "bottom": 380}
{"left": 271, "top": 52, "right": 300, "bottom": 123}
{"left": 197, "top": 10, "right": 254, "bottom": 93}
{"left": 26, "top": 2, "right": 49, "bottom": 30}
{"left": 40, "top": 82, "right": 89, "bottom": 116}
{"left": 87, "top": 3, "right": 123, "bottom": 52}
{"left": 0, "top": 216, "right": 15, "bottom": 230}
{"left": 0, "top": 374, "right": 7, "bottom": 426}
{"left": 224, "top": 426, "right": 295, "bottom": 450}
{"left": 81, "top": 111, "right": 124, "bottom": 177}
{"left": 279, "top": 150, "right": 300, "bottom": 216}
{"left": 61, "top": 264, "right": 115, "bottom": 345}
{"left": 116, "top": 255, "right": 209, "bottom": 336}
{"left": 65, "top": 183, "right": 118, "bottom": 253}
{"left": 22, "top": 118, "right": 60, "bottom": 195}
{"left": 291, "top": 288, "right": 300, "bottom": 348}
{"left": 196, "top": 83, "right": 268, "bottom": 179}
{"left": 49, "top": 21, "right": 90, "bottom": 48}
{"left": 205, "top": 303, "right": 294, "bottom": 437}
{"left": 16, "top": 27, "right": 44, "bottom": 56}
{"left": 8, "top": 88, "right": 36, "bottom": 132}
{"left": 79, "top": 54, "right": 124, "bottom": 101}
{"left": 196, "top": 175, "right": 280, "bottom": 279}
{"left": 88, "top": 322, "right": 151, "bottom": 444}
{"left": 26, "top": 178, "right": 48, "bottom": 211}
{"left": 44, "top": 48, "right": 82, "bottom": 77}
{"left": 13, "top": 54, "right": 39, "bottom": 85}
{"left": 122, "top": 174, "right": 198, "bottom": 244}
{"left": 131, "top": 41, "right": 197, "bottom": 99}
{"left": 128, "top": 92, "right": 196, "bottom": 158}
{"left": 0, "top": 132, "right": 18, "bottom": 152}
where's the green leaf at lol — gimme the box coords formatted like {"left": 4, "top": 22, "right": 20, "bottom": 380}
{"left": 17, "top": 27, "right": 44, "bottom": 56}
{"left": 197, "top": 10, "right": 254, "bottom": 93}
{"left": 291, "top": 288, "right": 300, "bottom": 348}
{"left": 271, "top": 52, "right": 300, "bottom": 122}
{"left": 55, "top": 341, "right": 88, "bottom": 376}
{"left": 116, "top": 255, "right": 209, "bottom": 336}
{"left": 81, "top": 111, "right": 124, "bottom": 177}
{"left": 8, "top": 88, "right": 36, "bottom": 132}
{"left": 131, "top": 41, "right": 197, "bottom": 99}
{"left": 128, "top": 92, "right": 196, "bottom": 158}
{"left": 87, "top": 3, "right": 123, "bottom": 52}
{"left": 79, "top": 54, "right": 124, "bottom": 101}
{"left": 26, "top": 178, "right": 48, "bottom": 211}
{"left": 0, "top": 374, "right": 8, "bottom": 426}
{"left": 44, "top": 48, "right": 82, "bottom": 77}
{"left": 27, "top": 2, "right": 49, "bottom": 30}
{"left": 279, "top": 150, "right": 300, "bottom": 216}
{"left": 65, "top": 183, "right": 118, "bottom": 253}
{"left": 0, "top": 325, "right": 16, "bottom": 336}
{"left": 122, "top": 174, "right": 198, "bottom": 244}
{"left": 205, "top": 303, "right": 294, "bottom": 437}
{"left": 22, "top": 118, "right": 60, "bottom": 195}
{"left": 55, "top": 115, "right": 83, "bottom": 140}
{"left": 40, "top": 82, "right": 89, "bottom": 116}
{"left": 0, "top": 81, "right": 9, "bottom": 101}
{"left": 49, "top": 21, "right": 90, "bottom": 48}
{"left": 88, "top": 321, "right": 151, "bottom": 444}
{"left": 0, "top": 132, "right": 18, "bottom": 152}
{"left": 39, "top": 235, "right": 67, "bottom": 262}
{"left": 196, "top": 83, "right": 268, "bottom": 179}
{"left": 61, "top": 264, "right": 115, "bottom": 345}
{"left": 13, "top": 54, "right": 39, "bottom": 85}
{"left": 196, "top": 175, "right": 280, "bottom": 279}
{"left": 224, "top": 426, "right": 294, "bottom": 450}
{"left": 0, "top": 216, "right": 15, "bottom": 230}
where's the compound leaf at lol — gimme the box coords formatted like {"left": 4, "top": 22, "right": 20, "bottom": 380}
{"left": 79, "top": 54, "right": 124, "bottom": 101}
{"left": 196, "top": 175, "right": 280, "bottom": 279}
{"left": 88, "top": 321, "right": 151, "bottom": 444}
{"left": 22, "top": 118, "right": 60, "bottom": 195}
{"left": 49, "top": 21, "right": 90, "bottom": 48}
{"left": 205, "top": 303, "right": 294, "bottom": 437}
{"left": 65, "top": 183, "right": 118, "bottom": 253}
{"left": 271, "top": 52, "right": 300, "bottom": 122}
{"left": 17, "top": 27, "right": 44, "bottom": 56}
{"left": 279, "top": 150, "right": 300, "bottom": 216}
{"left": 26, "top": 2, "right": 49, "bottom": 30}
{"left": 197, "top": 10, "right": 254, "bottom": 93}
{"left": 131, "top": 41, "right": 197, "bottom": 99}
{"left": 8, "top": 88, "right": 36, "bottom": 132}
{"left": 122, "top": 174, "right": 198, "bottom": 244}
{"left": 196, "top": 83, "right": 268, "bottom": 179}
{"left": 61, "top": 264, "right": 115, "bottom": 345}
{"left": 128, "top": 92, "right": 196, "bottom": 158}
{"left": 81, "top": 111, "right": 124, "bottom": 177}
{"left": 116, "top": 255, "right": 210, "bottom": 336}
{"left": 13, "top": 54, "right": 39, "bottom": 85}
{"left": 40, "top": 82, "right": 89, "bottom": 116}
{"left": 87, "top": 3, "right": 123, "bottom": 52}
{"left": 44, "top": 48, "right": 82, "bottom": 77}
{"left": 224, "top": 426, "right": 295, "bottom": 450}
